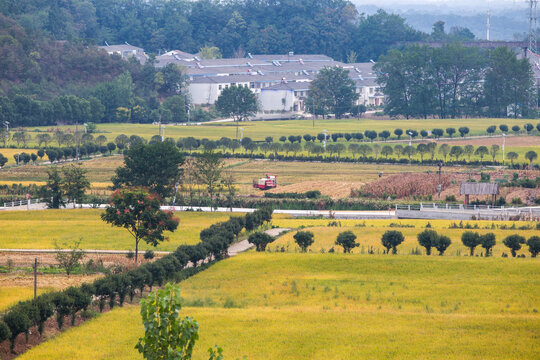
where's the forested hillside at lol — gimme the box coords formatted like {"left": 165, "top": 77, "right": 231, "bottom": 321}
{"left": 0, "top": 0, "right": 424, "bottom": 60}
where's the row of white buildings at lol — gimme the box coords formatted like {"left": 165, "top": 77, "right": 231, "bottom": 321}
{"left": 98, "top": 44, "right": 385, "bottom": 115}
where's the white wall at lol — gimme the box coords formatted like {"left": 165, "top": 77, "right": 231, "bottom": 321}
{"left": 259, "top": 89, "right": 295, "bottom": 112}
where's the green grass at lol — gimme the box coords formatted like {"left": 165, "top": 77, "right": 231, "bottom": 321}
{"left": 0, "top": 209, "right": 239, "bottom": 251}
{"left": 22, "top": 118, "right": 539, "bottom": 142}
{"left": 19, "top": 253, "right": 540, "bottom": 359}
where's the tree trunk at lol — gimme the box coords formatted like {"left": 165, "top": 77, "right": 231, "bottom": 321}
{"left": 426, "top": 247, "right": 431, "bottom": 256}
{"left": 470, "top": 247, "right": 474, "bottom": 256}
{"left": 135, "top": 238, "right": 139, "bottom": 264}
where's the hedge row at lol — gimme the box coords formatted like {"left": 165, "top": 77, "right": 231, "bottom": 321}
{"left": 183, "top": 151, "right": 540, "bottom": 169}
{"left": 0, "top": 208, "right": 272, "bottom": 352}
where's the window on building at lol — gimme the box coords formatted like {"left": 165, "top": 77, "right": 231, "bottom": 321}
{"left": 218, "top": 85, "right": 222, "bottom": 90}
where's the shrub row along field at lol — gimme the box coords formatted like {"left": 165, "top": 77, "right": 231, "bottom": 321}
{"left": 21, "top": 118, "right": 540, "bottom": 144}
{"left": 0, "top": 210, "right": 237, "bottom": 251}
{"left": 19, "top": 253, "right": 540, "bottom": 360}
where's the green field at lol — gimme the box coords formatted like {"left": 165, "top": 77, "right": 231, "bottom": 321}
{"left": 0, "top": 210, "right": 239, "bottom": 251}
{"left": 24, "top": 118, "right": 540, "bottom": 143}
{"left": 20, "top": 253, "right": 540, "bottom": 359}
{"left": 270, "top": 218, "right": 538, "bottom": 257}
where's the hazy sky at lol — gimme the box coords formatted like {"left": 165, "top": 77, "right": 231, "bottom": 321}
{"left": 353, "top": 0, "right": 525, "bottom": 11}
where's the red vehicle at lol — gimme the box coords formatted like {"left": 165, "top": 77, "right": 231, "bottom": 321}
{"left": 253, "top": 174, "right": 277, "bottom": 190}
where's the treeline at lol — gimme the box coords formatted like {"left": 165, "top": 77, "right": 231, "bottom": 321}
{"left": 1, "top": 0, "right": 427, "bottom": 61}
{"left": 0, "top": 207, "right": 272, "bottom": 354}
{"left": 375, "top": 44, "right": 537, "bottom": 119}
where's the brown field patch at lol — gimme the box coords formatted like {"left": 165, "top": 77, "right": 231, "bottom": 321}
{"left": 0, "top": 273, "right": 101, "bottom": 289}
{"left": 266, "top": 180, "right": 364, "bottom": 198}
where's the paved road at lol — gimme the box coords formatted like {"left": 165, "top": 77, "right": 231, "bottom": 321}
{"left": 0, "top": 203, "right": 396, "bottom": 219}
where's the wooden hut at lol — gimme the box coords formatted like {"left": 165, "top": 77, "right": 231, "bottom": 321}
{"left": 459, "top": 182, "right": 500, "bottom": 205}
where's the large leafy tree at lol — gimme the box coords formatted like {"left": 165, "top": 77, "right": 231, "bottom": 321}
{"left": 62, "top": 164, "right": 90, "bottom": 207}
{"left": 215, "top": 84, "right": 259, "bottom": 139}
{"left": 101, "top": 188, "right": 179, "bottom": 263}
{"left": 307, "top": 66, "right": 358, "bottom": 119}
{"left": 112, "top": 141, "right": 184, "bottom": 200}
{"left": 484, "top": 47, "right": 535, "bottom": 118}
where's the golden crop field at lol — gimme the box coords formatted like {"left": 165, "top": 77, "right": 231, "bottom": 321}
{"left": 0, "top": 209, "right": 240, "bottom": 251}
{"left": 20, "top": 253, "right": 540, "bottom": 360}
{"left": 270, "top": 218, "right": 539, "bottom": 256}
{"left": 0, "top": 287, "right": 46, "bottom": 311}
{"left": 0, "top": 148, "right": 39, "bottom": 165}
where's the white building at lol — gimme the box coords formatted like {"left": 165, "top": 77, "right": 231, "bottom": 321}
{"left": 98, "top": 44, "right": 147, "bottom": 64}
{"left": 259, "top": 82, "right": 311, "bottom": 112}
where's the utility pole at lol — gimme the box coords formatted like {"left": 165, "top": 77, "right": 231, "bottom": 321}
{"left": 437, "top": 162, "right": 443, "bottom": 199}
{"left": 529, "top": 0, "right": 538, "bottom": 54}
{"left": 34, "top": 258, "right": 38, "bottom": 299}
{"left": 486, "top": 7, "right": 491, "bottom": 41}
{"left": 239, "top": 127, "right": 244, "bottom": 153}
{"left": 502, "top": 133, "right": 506, "bottom": 166}
{"left": 322, "top": 129, "right": 328, "bottom": 156}
{"left": 75, "top": 121, "right": 80, "bottom": 160}
{"left": 3, "top": 121, "right": 9, "bottom": 147}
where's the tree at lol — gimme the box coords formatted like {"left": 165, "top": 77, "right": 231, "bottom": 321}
{"left": 394, "top": 128, "right": 403, "bottom": 139}
{"left": 248, "top": 232, "right": 274, "bottom": 252}
{"left": 95, "top": 135, "right": 107, "bottom": 146}
{"left": 54, "top": 239, "right": 86, "bottom": 276}
{"left": 464, "top": 145, "right": 474, "bottom": 160}
{"left": 215, "top": 85, "right": 259, "bottom": 139}
{"left": 194, "top": 150, "right": 224, "bottom": 208}
{"left": 62, "top": 164, "right": 90, "bottom": 207}
{"left": 450, "top": 145, "right": 463, "bottom": 162}
{"left": 107, "top": 142, "right": 117, "bottom": 154}
{"left": 503, "top": 234, "right": 526, "bottom": 257}
{"left": 475, "top": 146, "right": 489, "bottom": 162}
{"left": 434, "top": 235, "right": 451, "bottom": 255}
{"left": 307, "top": 67, "right": 358, "bottom": 119}
{"left": 432, "top": 129, "right": 443, "bottom": 139}
{"left": 525, "top": 150, "right": 538, "bottom": 166}
{"left": 527, "top": 236, "right": 540, "bottom": 257}
{"left": 44, "top": 167, "right": 65, "bottom": 209}
{"left": 294, "top": 231, "right": 315, "bottom": 252}
{"left": 524, "top": 123, "right": 534, "bottom": 134}
{"left": 511, "top": 125, "right": 520, "bottom": 134}
{"left": 112, "top": 141, "right": 184, "bottom": 200}
{"left": 381, "top": 230, "right": 404, "bottom": 254}
{"left": 458, "top": 127, "right": 469, "bottom": 137}
{"left": 199, "top": 45, "right": 222, "bottom": 59}
{"left": 507, "top": 151, "right": 518, "bottom": 165}
{"left": 101, "top": 188, "right": 179, "bottom": 263}
{"left": 364, "top": 131, "right": 377, "bottom": 142}
{"left": 417, "top": 229, "right": 438, "bottom": 255}
{"left": 379, "top": 130, "right": 390, "bottom": 141}
{"left": 484, "top": 47, "right": 535, "bottom": 118}
{"left": 37, "top": 133, "right": 51, "bottom": 147}
{"left": 381, "top": 145, "right": 393, "bottom": 159}
{"left": 499, "top": 124, "right": 508, "bottom": 132}
{"left": 136, "top": 283, "right": 199, "bottom": 360}
{"left": 461, "top": 231, "right": 480, "bottom": 256}
{"left": 335, "top": 230, "right": 359, "bottom": 253}
{"left": 416, "top": 143, "right": 429, "bottom": 162}
{"left": 486, "top": 125, "right": 496, "bottom": 135}
{"left": 480, "top": 233, "right": 496, "bottom": 257}
{"left": 446, "top": 128, "right": 456, "bottom": 138}
{"left": 490, "top": 145, "right": 500, "bottom": 162}
{"left": 0, "top": 154, "right": 7, "bottom": 168}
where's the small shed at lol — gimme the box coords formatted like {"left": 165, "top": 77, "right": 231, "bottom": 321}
{"left": 459, "top": 182, "right": 500, "bottom": 205}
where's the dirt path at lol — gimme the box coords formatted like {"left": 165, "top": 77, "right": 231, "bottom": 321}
{"left": 227, "top": 228, "right": 291, "bottom": 256}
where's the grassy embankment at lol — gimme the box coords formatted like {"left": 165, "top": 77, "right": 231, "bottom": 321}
{"left": 19, "top": 253, "right": 540, "bottom": 360}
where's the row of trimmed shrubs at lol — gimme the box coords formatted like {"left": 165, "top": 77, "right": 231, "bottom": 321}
{"left": 0, "top": 207, "right": 273, "bottom": 352}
